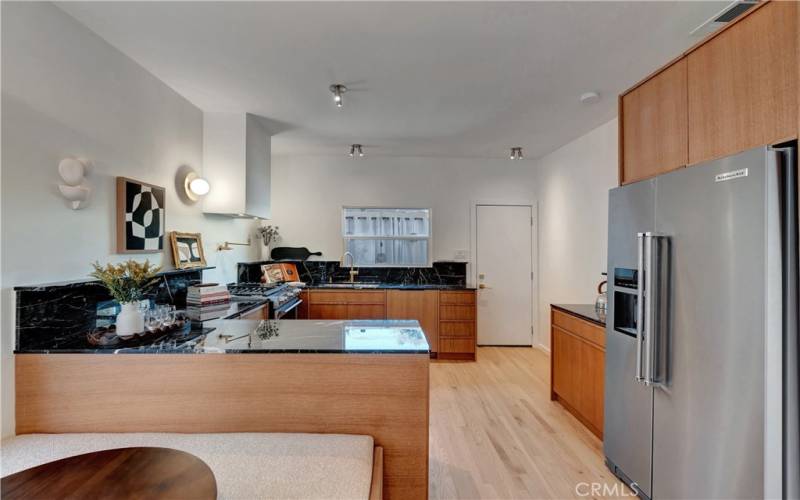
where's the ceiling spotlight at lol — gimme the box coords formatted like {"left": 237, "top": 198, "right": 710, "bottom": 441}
{"left": 349, "top": 144, "right": 364, "bottom": 158}
{"left": 510, "top": 147, "right": 523, "bottom": 160}
{"left": 330, "top": 84, "right": 347, "bottom": 108}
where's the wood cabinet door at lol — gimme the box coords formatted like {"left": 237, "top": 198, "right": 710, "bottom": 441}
{"left": 297, "top": 290, "right": 309, "bottom": 319}
{"left": 308, "top": 304, "right": 348, "bottom": 320}
{"left": 552, "top": 323, "right": 605, "bottom": 438}
{"left": 687, "top": 1, "right": 798, "bottom": 165}
{"left": 551, "top": 327, "right": 581, "bottom": 408}
{"left": 439, "top": 338, "right": 475, "bottom": 355}
{"left": 579, "top": 341, "right": 605, "bottom": 436}
{"left": 386, "top": 290, "right": 439, "bottom": 352}
{"left": 620, "top": 58, "right": 688, "bottom": 184}
{"left": 346, "top": 304, "right": 386, "bottom": 319}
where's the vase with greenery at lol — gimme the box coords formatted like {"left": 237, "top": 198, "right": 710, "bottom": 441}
{"left": 257, "top": 225, "right": 280, "bottom": 259}
{"left": 90, "top": 260, "right": 161, "bottom": 338}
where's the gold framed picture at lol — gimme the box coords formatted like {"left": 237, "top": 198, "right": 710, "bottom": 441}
{"left": 169, "top": 231, "right": 207, "bottom": 269}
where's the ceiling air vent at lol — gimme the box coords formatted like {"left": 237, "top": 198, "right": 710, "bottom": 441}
{"left": 690, "top": 1, "right": 758, "bottom": 36}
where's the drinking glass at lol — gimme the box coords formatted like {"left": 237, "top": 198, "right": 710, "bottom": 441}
{"left": 162, "top": 306, "right": 176, "bottom": 328}
{"left": 145, "top": 310, "right": 161, "bottom": 332}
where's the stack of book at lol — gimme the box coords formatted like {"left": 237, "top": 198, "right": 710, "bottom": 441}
{"left": 186, "top": 284, "right": 230, "bottom": 306}
{"left": 187, "top": 303, "right": 231, "bottom": 321}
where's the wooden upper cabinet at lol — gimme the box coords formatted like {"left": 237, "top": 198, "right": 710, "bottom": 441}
{"left": 620, "top": 58, "right": 689, "bottom": 185}
{"left": 687, "top": 1, "right": 798, "bottom": 165}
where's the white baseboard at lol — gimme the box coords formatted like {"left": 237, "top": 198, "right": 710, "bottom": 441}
{"left": 534, "top": 343, "right": 550, "bottom": 354}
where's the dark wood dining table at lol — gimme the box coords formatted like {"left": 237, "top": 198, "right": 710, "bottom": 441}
{"left": 1, "top": 447, "right": 217, "bottom": 499}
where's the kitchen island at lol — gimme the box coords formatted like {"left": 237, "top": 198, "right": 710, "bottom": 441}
{"left": 15, "top": 319, "right": 430, "bottom": 500}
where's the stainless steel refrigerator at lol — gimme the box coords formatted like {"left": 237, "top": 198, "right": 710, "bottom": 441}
{"left": 604, "top": 144, "right": 799, "bottom": 499}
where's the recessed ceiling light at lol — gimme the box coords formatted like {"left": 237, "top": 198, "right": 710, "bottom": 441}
{"left": 330, "top": 84, "right": 347, "bottom": 108}
{"left": 509, "top": 147, "right": 523, "bottom": 160}
{"left": 580, "top": 91, "right": 600, "bottom": 105}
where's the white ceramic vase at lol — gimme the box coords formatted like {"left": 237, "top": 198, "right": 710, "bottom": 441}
{"left": 116, "top": 302, "right": 144, "bottom": 338}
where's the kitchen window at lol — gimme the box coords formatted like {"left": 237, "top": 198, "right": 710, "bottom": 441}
{"left": 342, "top": 207, "right": 431, "bottom": 267}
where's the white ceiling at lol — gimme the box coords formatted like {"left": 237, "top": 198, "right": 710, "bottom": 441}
{"left": 57, "top": 1, "right": 727, "bottom": 159}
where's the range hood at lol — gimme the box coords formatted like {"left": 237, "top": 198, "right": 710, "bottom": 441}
{"left": 202, "top": 112, "right": 271, "bottom": 219}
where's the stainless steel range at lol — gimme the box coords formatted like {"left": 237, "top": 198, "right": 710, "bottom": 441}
{"left": 227, "top": 282, "right": 303, "bottom": 319}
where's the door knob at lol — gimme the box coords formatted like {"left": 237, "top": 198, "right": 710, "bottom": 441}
{"left": 479, "top": 283, "right": 491, "bottom": 289}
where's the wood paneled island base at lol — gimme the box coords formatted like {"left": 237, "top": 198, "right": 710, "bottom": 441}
{"left": 16, "top": 353, "right": 429, "bottom": 500}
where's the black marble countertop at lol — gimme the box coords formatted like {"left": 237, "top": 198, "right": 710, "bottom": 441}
{"left": 552, "top": 304, "right": 606, "bottom": 326}
{"left": 304, "top": 283, "right": 476, "bottom": 290}
{"left": 16, "top": 319, "right": 431, "bottom": 354}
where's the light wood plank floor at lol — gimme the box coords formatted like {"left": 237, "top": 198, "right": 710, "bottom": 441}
{"left": 430, "top": 347, "right": 626, "bottom": 499}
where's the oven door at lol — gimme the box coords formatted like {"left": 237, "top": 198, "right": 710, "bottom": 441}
{"left": 271, "top": 297, "right": 302, "bottom": 319}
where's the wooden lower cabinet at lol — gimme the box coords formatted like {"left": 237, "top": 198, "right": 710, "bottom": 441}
{"left": 347, "top": 304, "right": 386, "bottom": 319}
{"left": 297, "top": 290, "right": 309, "bottom": 319}
{"left": 550, "top": 306, "right": 605, "bottom": 439}
{"left": 308, "top": 303, "right": 348, "bottom": 320}
{"left": 307, "top": 290, "right": 387, "bottom": 320}
{"left": 386, "top": 290, "right": 439, "bottom": 355}
{"left": 438, "top": 291, "right": 477, "bottom": 360}
{"left": 303, "top": 288, "right": 477, "bottom": 359}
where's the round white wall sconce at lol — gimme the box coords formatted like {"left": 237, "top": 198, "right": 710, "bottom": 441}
{"left": 57, "top": 158, "right": 90, "bottom": 210}
{"left": 184, "top": 170, "right": 210, "bottom": 201}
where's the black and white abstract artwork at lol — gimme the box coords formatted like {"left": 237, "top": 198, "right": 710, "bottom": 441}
{"left": 176, "top": 236, "right": 201, "bottom": 263}
{"left": 116, "top": 177, "right": 165, "bottom": 253}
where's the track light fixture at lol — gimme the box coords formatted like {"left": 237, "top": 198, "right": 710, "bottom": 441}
{"left": 509, "top": 147, "right": 524, "bottom": 160}
{"left": 349, "top": 144, "right": 364, "bottom": 158}
{"left": 330, "top": 84, "right": 347, "bottom": 108}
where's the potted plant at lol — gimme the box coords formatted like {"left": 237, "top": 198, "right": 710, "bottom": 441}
{"left": 90, "top": 259, "right": 161, "bottom": 338}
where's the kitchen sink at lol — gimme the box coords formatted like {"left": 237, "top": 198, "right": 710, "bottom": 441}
{"left": 316, "top": 283, "right": 381, "bottom": 289}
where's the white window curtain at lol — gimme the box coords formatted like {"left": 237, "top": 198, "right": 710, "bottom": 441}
{"left": 343, "top": 208, "right": 430, "bottom": 266}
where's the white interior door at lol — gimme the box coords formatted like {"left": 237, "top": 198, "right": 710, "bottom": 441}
{"left": 476, "top": 205, "right": 533, "bottom": 346}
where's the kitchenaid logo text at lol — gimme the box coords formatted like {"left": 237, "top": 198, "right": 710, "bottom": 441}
{"left": 715, "top": 168, "right": 748, "bottom": 182}
{"left": 575, "top": 482, "right": 639, "bottom": 497}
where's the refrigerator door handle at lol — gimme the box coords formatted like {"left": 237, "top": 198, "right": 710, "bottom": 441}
{"left": 635, "top": 232, "right": 646, "bottom": 383}
{"left": 643, "top": 232, "right": 654, "bottom": 386}
{"left": 645, "top": 233, "right": 669, "bottom": 388}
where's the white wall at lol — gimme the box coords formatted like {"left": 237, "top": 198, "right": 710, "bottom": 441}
{"left": 0, "top": 2, "right": 259, "bottom": 437}
{"left": 269, "top": 155, "right": 538, "bottom": 262}
{"left": 535, "top": 118, "right": 618, "bottom": 348}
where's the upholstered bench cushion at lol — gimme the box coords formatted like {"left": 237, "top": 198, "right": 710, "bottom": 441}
{"left": 1, "top": 433, "right": 374, "bottom": 499}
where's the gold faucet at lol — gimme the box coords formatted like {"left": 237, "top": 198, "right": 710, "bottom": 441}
{"left": 342, "top": 251, "right": 359, "bottom": 284}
